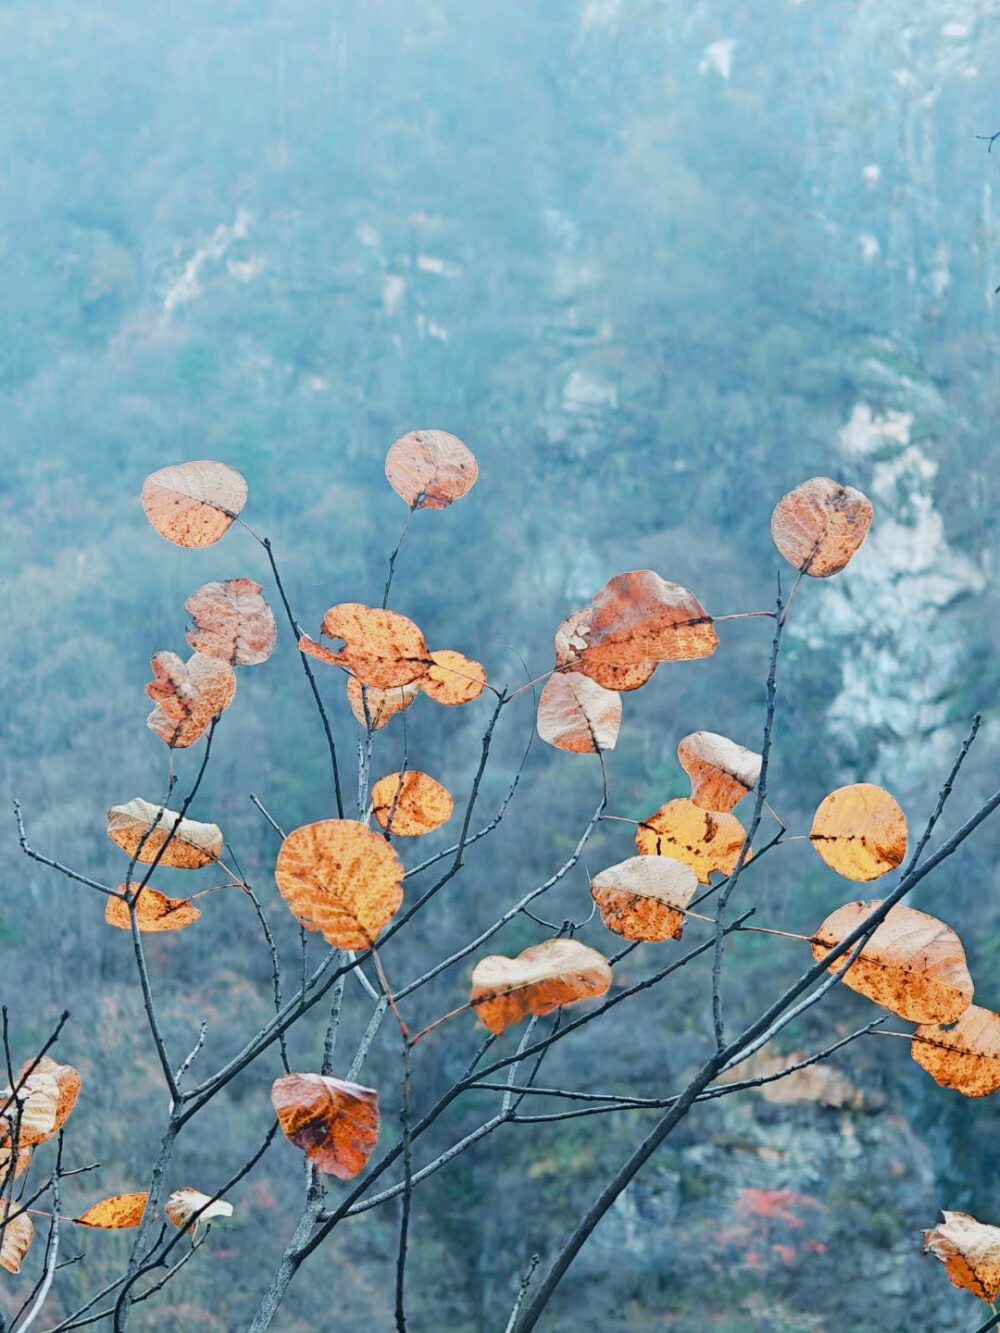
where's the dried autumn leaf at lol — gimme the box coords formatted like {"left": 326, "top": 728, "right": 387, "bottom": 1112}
{"left": 573, "top": 571, "right": 718, "bottom": 692}
{"left": 146, "top": 651, "right": 200, "bottom": 720}
{"left": 810, "top": 783, "right": 908, "bottom": 882}
{"left": 371, "top": 771, "right": 454, "bottom": 837}
{"left": 635, "top": 798, "right": 749, "bottom": 884}
{"left": 271, "top": 1073, "right": 380, "bottom": 1179}
{"left": 321, "top": 604, "right": 430, "bottom": 688}
{"left": 771, "top": 476, "right": 873, "bottom": 578}
{"left": 0, "top": 1144, "right": 32, "bottom": 1182}
{"left": 18, "top": 1057, "right": 80, "bottom": 1138}
{"left": 1, "top": 1071, "right": 59, "bottom": 1147}
{"left": 555, "top": 607, "right": 655, "bottom": 691}
{"left": 107, "top": 798, "right": 223, "bottom": 869}
{"left": 718, "top": 1047, "right": 864, "bottom": 1109}
{"left": 678, "top": 731, "right": 762, "bottom": 814}
{"left": 165, "top": 1188, "right": 234, "bottom": 1233}
{"left": 811, "top": 901, "right": 974, "bottom": 1024}
{"left": 186, "top": 578, "right": 277, "bottom": 666}
{"left": 536, "top": 672, "right": 622, "bottom": 753}
{"left": 912, "top": 1005, "right": 1000, "bottom": 1098}
{"left": 470, "top": 939, "right": 612, "bottom": 1035}
{"left": 0, "top": 1202, "right": 33, "bottom": 1274}
{"left": 105, "top": 884, "right": 201, "bottom": 934}
{"left": 275, "top": 820, "right": 404, "bottom": 949}
{"left": 347, "top": 677, "right": 419, "bottom": 730}
{"left": 590, "top": 855, "right": 699, "bottom": 942}
{"left": 924, "top": 1211, "right": 1000, "bottom": 1303}
{"left": 385, "top": 429, "right": 478, "bottom": 509}
{"left": 75, "top": 1192, "right": 149, "bottom": 1229}
{"left": 146, "top": 653, "right": 237, "bottom": 749}
{"left": 142, "top": 461, "right": 248, "bottom": 548}
{"left": 419, "top": 650, "right": 487, "bottom": 706}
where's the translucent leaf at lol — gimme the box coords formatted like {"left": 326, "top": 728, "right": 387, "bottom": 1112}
{"left": 312, "top": 604, "right": 430, "bottom": 688}
{"left": 590, "top": 855, "right": 698, "bottom": 942}
{"left": 924, "top": 1212, "right": 1000, "bottom": 1303}
{"left": 272, "top": 1073, "right": 380, "bottom": 1179}
{"left": 385, "top": 429, "right": 478, "bottom": 509}
{"left": 678, "top": 731, "right": 761, "bottom": 813}
{"left": 17, "top": 1057, "right": 80, "bottom": 1139}
{"left": 771, "top": 476, "right": 873, "bottom": 578}
{"left": 0, "top": 1202, "right": 32, "bottom": 1273}
{"left": 811, "top": 900, "right": 974, "bottom": 1024}
{"left": 105, "top": 885, "right": 201, "bottom": 934}
{"left": 142, "top": 461, "right": 247, "bottom": 548}
{"left": 912, "top": 1005, "right": 1000, "bottom": 1098}
{"left": 371, "top": 772, "right": 454, "bottom": 837}
{"left": 0, "top": 1071, "right": 58, "bottom": 1147}
{"left": 470, "top": 939, "right": 612, "bottom": 1035}
{"left": 75, "top": 1193, "right": 149, "bottom": 1229}
{"left": 419, "top": 650, "right": 487, "bottom": 706}
{"left": 347, "top": 678, "right": 419, "bottom": 730}
{"left": 810, "top": 783, "right": 907, "bottom": 882}
{"left": 146, "top": 652, "right": 237, "bottom": 749}
{"left": 635, "top": 798, "right": 749, "bottom": 884}
{"left": 536, "top": 672, "right": 621, "bottom": 753}
{"left": 107, "top": 798, "right": 223, "bottom": 869}
{"left": 275, "top": 819, "right": 404, "bottom": 949}
{"left": 186, "top": 578, "right": 277, "bottom": 666}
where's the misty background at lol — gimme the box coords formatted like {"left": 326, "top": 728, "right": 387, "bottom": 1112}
{"left": 3, "top": 1, "right": 1000, "bottom": 1329}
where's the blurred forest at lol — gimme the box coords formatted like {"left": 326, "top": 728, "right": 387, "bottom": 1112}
{"left": 4, "top": 1, "right": 1000, "bottom": 1329}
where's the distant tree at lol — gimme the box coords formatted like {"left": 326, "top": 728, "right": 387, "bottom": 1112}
{"left": 5, "top": 438, "right": 1000, "bottom": 1333}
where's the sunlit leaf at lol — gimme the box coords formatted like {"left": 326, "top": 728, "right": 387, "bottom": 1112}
{"left": 275, "top": 819, "right": 404, "bottom": 949}
{"left": 912, "top": 1005, "right": 1000, "bottom": 1098}
{"left": 347, "top": 677, "right": 420, "bottom": 730}
{"left": 75, "top": 1193, "right": 149, "bottom": 1229}
{"left": 573, "top": 571, "right": 718, "bottom": 692}
{"left": 0, "top": 1202, "right": 33, "bottom": 1273}
{"left": 811, "top": 900, "right": 974, "bottom": 1024}
{"left": 771, "top": 476, "right": 873, "bottom": 578}
{"left": 470, "top": 939, "right": 612, "bottom": 1035}
{"left": 635, "top": 798, "right": 749, "bottom": 884}
{"left": 419, "top": 650, "right": 487, "bottom": 706}
{"left": 142, "top": 461, "right": 247, "bottom": 548}
{"left": 385, "top": 429, "right": 478, "bottom": 509}
{"left": 146, "top": 651, "right": 199, "bottom": 721}
{"left": 105, "top": 884, "right": 201, "bottom": 934}
{"left": 590, "top": 855, "right": 698, "bottom": 942}
{"left": 146, "top": 652, "right": 237, "bottom": 749}
{"left": 107, "top": 798, "right": 223, "bottom": 869}
{"left": 271, "top": 1073, "right": 380, "bottom": 1179}
{"left": 309, "top": 604, "right": 430, "bottom": 688}
{"left": 0, "top": 1071, "right": 58, "bottom": 1147}
{"left": 924, "top": 1211, "right": 1000, "bottom": 1303}
{"left": 536, "top": 672, "right": 621, "bottom": 753}
{"left": 810, "top": 783, "right": 907, "bottom": 882}
{"left": 0, "top": 1144, "right": 32, "bottom": 1182}
{"left": 165, "top": 1188, "right": 234, "bottom": 1233}
{"left": 18, "top": 1056, "right": 80, "bottom": 1139}
{"left": 677, "top": 731, "right": 761, "bottom": 813}
{"left": 186, "top": 578, "right": 277, "bottom": 666}
{"left": 371, "top": 772, "right": 454, "bottom": 837}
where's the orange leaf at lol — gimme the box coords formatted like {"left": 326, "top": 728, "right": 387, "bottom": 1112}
{"left": 275, "top": 820, "right": 404, "bottom": 949}
{"left": 18, "top": 1056, "right": 80, "bottom": 1138}
{"left": 635, "top": 798, "right": 749, "bottom": 884}
{"left": 385, "top": 429, "right": 478, "bottom": 509}
{"left": 536, "top": 672, "right": 621, "bottom": 753}
{"left": 271, "top": 1073, "right": 380, "bottom": 1179}
{"left": 105, "top": 884, "right": 201, "bottom": 934}
{"left": 0, "top": 1202, "right": 32, "bottom": 1273}
{"left": 811, "top": 901, "right": 974, "bottom": 1024}
{"left": 470, "top": 939, "right": 612, "bottom": 1035}
{"left": 419, "top": 650, "right": 487, "bottom": 706}
{"left": 107, "top": 798, "right": 223, "bottom": 869}
{"left": 371, "top": 772, "right": 454, "bottom": 837}
{"left": 590, "top": 856, "right": 698, "bottom": 942}
{"left": 75, "top": 1192, "right": 149, "bottom": 1229}
{"left": 572, "top": 572, "right": 718, "bottom": 691}
{"left": 0, "top": 1143, "right": 32, "bottom": 1182}
{"left": 677, "top": 731, "right": 761, "bottom": 813}
{"left": 142, "top": 461, "right": 247, "bottom": 548}
{"left": 146, "top": 653, "right": 237, "bottom": 749}
{"left": 146, "top": 651, "right": 200, "bottom": 721}
{"left": 165, "top": 1188, "right": 233, "bottom": 1233}
{"left": 912, "top": 1005, "right": 1000, "bottom": 1097}
{"left": 810, "top": 783, "right": 907, "bottom": 882}
{"left": 924, "top": 1212, "right": 1000, "bottom": 1303}
{"left": 347, "top": 677, "right": 419, "bottom": 730}
{"left": 315, "top": 604, "right": 430, "bottom": 688}
{"left": 186, "top": 578, "right": 277, "bottom": 666}
{"left": 771, "top": 476, "right": 873, "bottom": 578}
